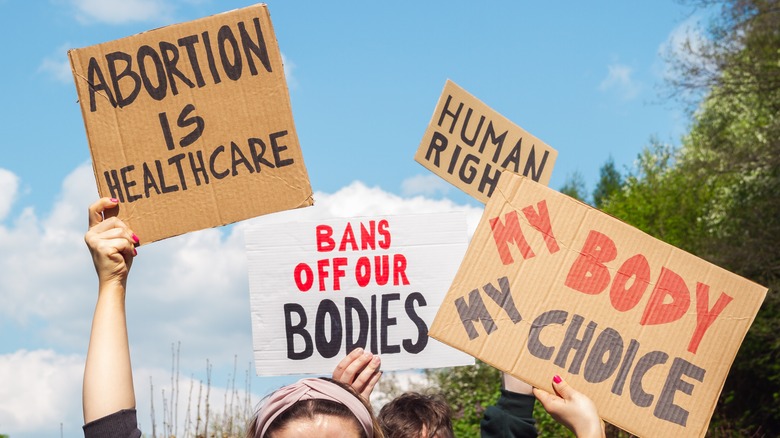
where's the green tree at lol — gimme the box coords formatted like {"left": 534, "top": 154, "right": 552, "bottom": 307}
{"left": 680, "top": 75, "right": 780, "bottom": 438}
{"left": 425, "top": 362, "right": 574, "bottom": 437}
{"left": 592, "top": 156, "right": 623, "bottom": 209}
{"left": 601, "top": 139, "right": 711, "bottom": 252}
{"left": 600, "top": 99, "right": 779, "bottom": 437}
{"left": 665, "top": 0, "right": 780, "bottom": 110}
{"left": 425, "top": 361, "right": 501, "bottom": 438}
{"left": 669, "top": 2, "right": 780, "bottom": 434}
{"left": 604, "top": 0, "right": 780, "bottom": 434}
{"left": 559, "top": 171, "right": 589, "bottom": 204}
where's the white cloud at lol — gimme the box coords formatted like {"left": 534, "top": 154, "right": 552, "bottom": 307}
{"left": 38, "top": 46, "right": 73, "bottom": 84}
{"left": 249, "top": 181, "right": 484, "bottom": 237}
{"left": 0, "top": 168, "right": 19, "bottom": 220}
{"left": 71, "top": 0, "right": 173, "bottom": 25}
{"left": 599, "top": 62, "right": 641, "bottom": 100}
{"left": 401, "top": 174, "right": 451, "bottom": 197}
{"left": 0, "top": 350, "right": 84, "bottom": 436}
{"left": 0, "top": 164, "right": 97, "bottom": 329}
{"left": 281, "top": 52, "right": 298, "bottom": 90}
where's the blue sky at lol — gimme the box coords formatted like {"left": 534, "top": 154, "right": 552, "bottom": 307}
{"left": 0, "top": 1, "right": 705, "bottom": 436}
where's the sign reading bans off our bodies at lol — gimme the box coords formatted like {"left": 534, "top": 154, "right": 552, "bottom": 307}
{"left": 429, "top": 174, "right": 767, "bottom": 438}
{"left": 69, "top": 4, "right": 313, "bottom": 244}
{"left": 246, "top": 212, "right": 474, "bottom": 375}
{"left": 414, "top": 80, "right": 557, "bottom": 203}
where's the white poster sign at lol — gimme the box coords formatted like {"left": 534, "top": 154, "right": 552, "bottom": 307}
{"left": 246, "top": 212, "right": 475, "bottom": 375}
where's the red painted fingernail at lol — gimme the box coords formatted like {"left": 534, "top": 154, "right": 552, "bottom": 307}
{"left": 132, "top": 234, "right": 140, "bottom": 244}
{"left": 133, "top": 248, "right": 138, "bottom": 256}
{"left": 553, "top": 375, "right": 562, "bottom": 384}
{"left": 110, "top": 198, "right": 119, "bottom": 203}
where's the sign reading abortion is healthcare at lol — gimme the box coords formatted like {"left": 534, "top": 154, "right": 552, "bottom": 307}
{"left": 69, "top": 4, "right": 313, "bottom": 244}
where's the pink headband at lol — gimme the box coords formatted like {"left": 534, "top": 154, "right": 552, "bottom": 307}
{"left": 254, "top": 378, "right": 373, "bottom": 437}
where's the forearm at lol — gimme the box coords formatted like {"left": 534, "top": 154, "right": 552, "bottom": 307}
{"left": 83, "top": 283, "right": 135, "bottom": 423}
{"left": 502, "top": 372, "right": 533, "bottom": 395}
{"left": 575, "top": 422, "right": 606, "bottom": 438}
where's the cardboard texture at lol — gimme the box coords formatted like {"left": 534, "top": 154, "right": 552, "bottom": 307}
{"left": 414, "top": 80, "right": 557, "bottom": 203}
{"left": 69, "top": 4, "right": 313, "bottom": 244}
{"left": 429, "top": 173, "right": 767, "bottom": 438}
{"left": 245, "top": 212, "right": 474, "bottom": 376}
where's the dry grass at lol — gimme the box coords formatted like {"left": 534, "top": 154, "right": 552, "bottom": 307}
{"left": 147, "top": 343, "right": 254, "bottom": 438}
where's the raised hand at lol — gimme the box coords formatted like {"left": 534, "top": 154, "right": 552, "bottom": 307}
{"left": 84, "top": 197, "right": 138, "bottom": 288}
{"left": 332, "top": 348, "right": 382, "bottom": 400}
{"left": 533, "top": 375, "right": 605, "bottom": 438}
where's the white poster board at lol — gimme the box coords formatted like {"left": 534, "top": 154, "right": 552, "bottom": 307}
{"left": 246, "top": 211, "right": 474, "bottom": 375}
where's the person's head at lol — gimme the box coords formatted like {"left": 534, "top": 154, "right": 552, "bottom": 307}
{"left": 247, "top": 377, "right": 382, "bottom": 438}
{"left": 378, "top": 392, "right": 454, "bottom": 438}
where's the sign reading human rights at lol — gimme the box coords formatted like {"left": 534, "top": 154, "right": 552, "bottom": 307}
{"left": 69, "top": 4, "right": 313, "bottom": 244}
{"left": 414, "top": 80, "right": 557, "bottom": 203}
{"left": 428, "top": 173, "right": 767, "bottom": 438}
{"left": 246, "top": 212, "right": 474, "bottom": 375}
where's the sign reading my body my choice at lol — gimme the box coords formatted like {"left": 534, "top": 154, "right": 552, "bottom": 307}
{"left": 69, "top": 4, "right": 313, "bottom": 244}
{"left": 246, "top": 212, "right": 474, "bottom": 375}
{"left": 429, "top": 173, "right": 767, "bottom": 438}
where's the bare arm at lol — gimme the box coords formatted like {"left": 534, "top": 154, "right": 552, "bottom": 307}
{"left": 83, "top": 198, "right": 139, "bottom": 423}
{"left": 502, "top": 372, "right": 533, "bottom": 395}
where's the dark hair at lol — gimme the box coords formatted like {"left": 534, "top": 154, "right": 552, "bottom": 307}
{"left": 246, "top": 378, "right": 383, "bottom": 438}
{"left": 378, "top": 392, "right": 454, "bottom": 438}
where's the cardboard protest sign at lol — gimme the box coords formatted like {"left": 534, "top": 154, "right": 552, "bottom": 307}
{"left": 429, "top": 173, "right": 767, "bottom": 438}
{"left": 69, "top": 4, "right": 313, "bottom": 244}
{"left": 246, "top": 212, "right": 474, "bottom": 376}
{"left": 414, "top": 80, "right": 557, "bottom": 203}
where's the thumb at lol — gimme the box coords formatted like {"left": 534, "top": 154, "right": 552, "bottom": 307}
{"left": 552, "top": 375, "right": 574, "bottom": 400}
{"left": 532, "top": 386, "right": 558, "bottom": 408}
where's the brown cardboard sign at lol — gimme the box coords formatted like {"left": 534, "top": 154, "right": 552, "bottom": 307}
{"left": 429, "top": 173, "right": 767, "bottom": 438}
{"left": 69, "top": 4, "right": 313, "bottom": 244}
{"left": 414, "top": 80, "right": 557, "bottom": 203}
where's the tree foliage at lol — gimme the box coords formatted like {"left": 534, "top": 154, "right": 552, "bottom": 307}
{"left": 601, "top": 139, "right": 712, "bottom": 252}
{"left": 559, "top": 171, "right": 589, "bottom": 204}
{"left": 592, "top": 156, "right": 623, "bottom": 209}
{"left": 605, "top": 0, "right": 780, "bottom": 434}
{"left": 425, "top": 361, "right": 501, "bottom": 438}
{"left": 665, "top": 0, "right": 780, "bottom": 110}
{"left": 425, "top": 362, "right": 574, "bottom": 437}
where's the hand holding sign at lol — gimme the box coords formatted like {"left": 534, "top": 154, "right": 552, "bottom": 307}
{"left": 534, "top": 376, "right": 605, "bottom": 438}
{"left": 85, "top": 198, "right": 138, "bottom": 288}
{"left": 332, "top": 348, "right": 382, "bottom": 399}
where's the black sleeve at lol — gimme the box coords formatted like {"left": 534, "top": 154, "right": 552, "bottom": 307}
{"left": 83, "top": 409, "right": 142, "bottom": 438}
{"left": 481, "top": 389, "right": 538, "bottom": 438}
